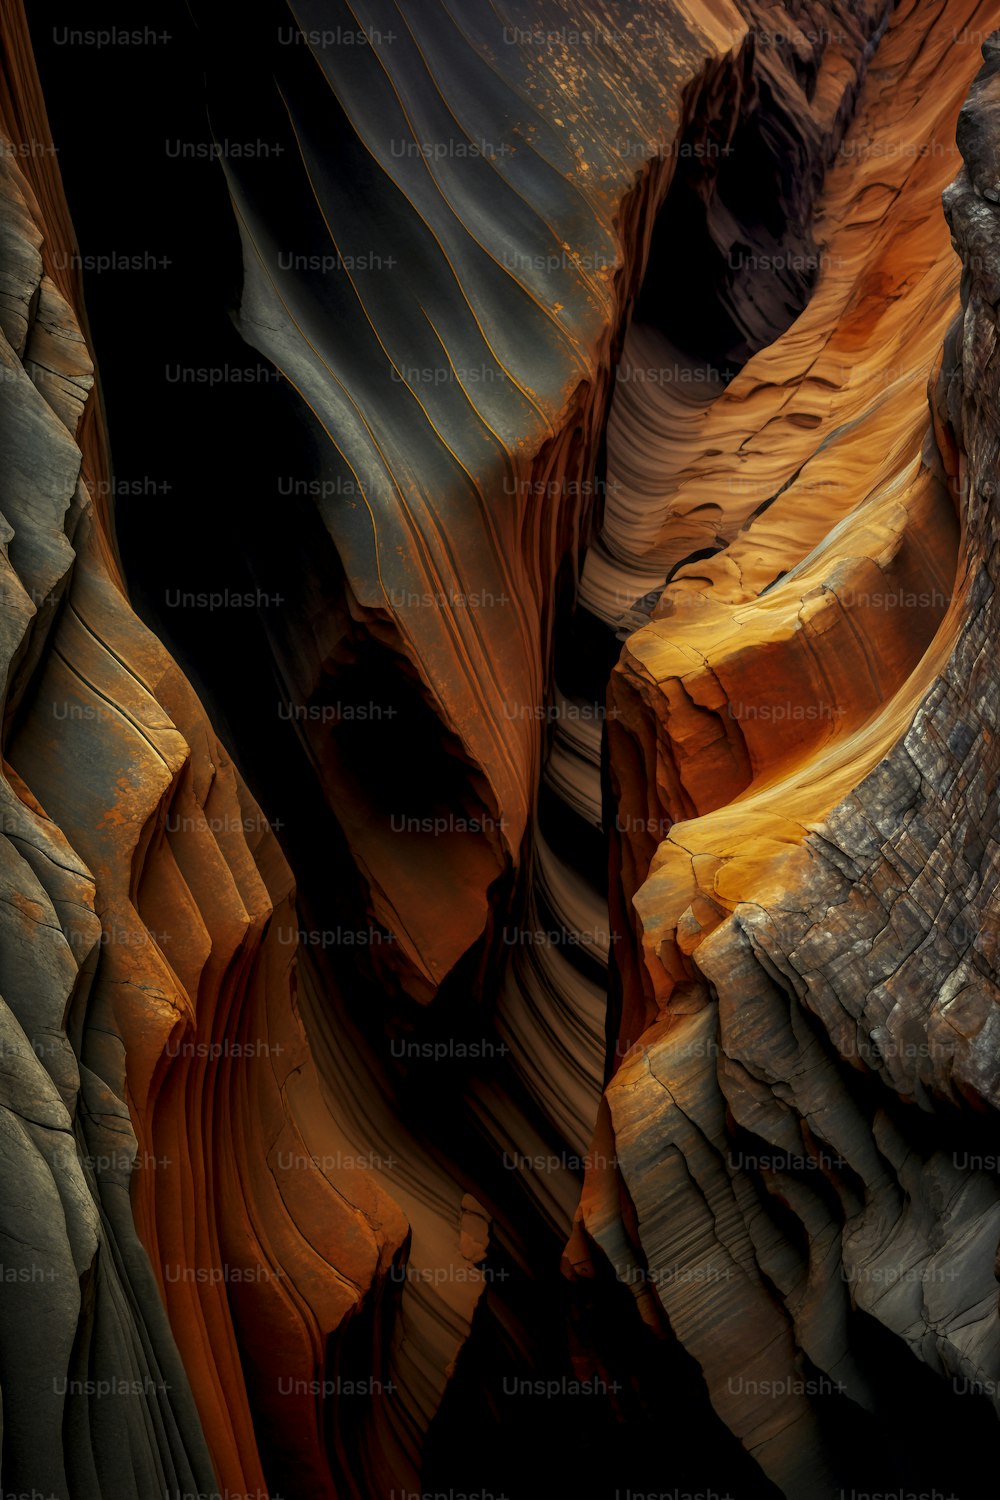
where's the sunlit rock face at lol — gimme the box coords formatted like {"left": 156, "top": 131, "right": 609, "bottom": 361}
{"left": 577, "top": 4, "right": 1000, "bottom": 1496}
{"left": 173, "top": 0, "right": 893, "bottom": 1016}
{"left": 1, "top": 0, "right": 999, "bottom": 1496}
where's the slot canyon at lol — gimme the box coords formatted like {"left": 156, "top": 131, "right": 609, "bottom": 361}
{"left": 0, "top": 0, "right": 998, "bottom": 1495}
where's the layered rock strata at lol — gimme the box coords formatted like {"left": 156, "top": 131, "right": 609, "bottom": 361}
{"left": 2, "top": 0, "right": 1000, "bottom": 1497}
{"left": 576, "top": 4, "right": 1000, "bottom": 1496}
{"left": 0, "top": 7, "right": 480, "bottom": 1498}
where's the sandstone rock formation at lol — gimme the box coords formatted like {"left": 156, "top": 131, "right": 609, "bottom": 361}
{"left": 577, "top": 3, "right": 1000, "bottom": 1495}
{"left": 0, "top": 0, "right": 998, "bottom": 1496}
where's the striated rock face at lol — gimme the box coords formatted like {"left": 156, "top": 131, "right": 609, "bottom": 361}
{"left": 2, "top": 0, "right": 1000, "bottom": 1496}
{"left": 575, "top": 3, "right": 1000, "bottom": 1496}
{"left": 166, "top": 0, "right": 893, "bottom": 1018}
{"left": 0, "top": 96, "right": 483, "bottom": 1495}
{"left": 0, "top": 9, "right": 443, "bottom": 1500}
{"left": 0, "top": 57, "right": 233, "bottom": 1500}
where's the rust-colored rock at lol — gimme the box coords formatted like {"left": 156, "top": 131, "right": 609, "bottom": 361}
{"left": 1, "top": 0, "right": 999, "bottom": 1496}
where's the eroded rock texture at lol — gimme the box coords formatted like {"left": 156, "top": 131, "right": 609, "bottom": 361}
{"left": 1, "top": 0, "right": 1000, "bottom": 1496}
{"left": 0, "top": 33, "right": 227, "bottom": 1500}
{"left": 576, "top": 4, "right": 1000, "bottom": 1496}
{"left": 0, "top": 7, "right": 458, "bottom": 1500}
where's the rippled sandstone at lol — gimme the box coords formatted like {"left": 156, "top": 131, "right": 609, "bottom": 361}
{"left": 577, "top": 4, "right": 1000, "bottom": 1496}
{"left": 0, "top": 0, "right": 998, "bottom": 1497}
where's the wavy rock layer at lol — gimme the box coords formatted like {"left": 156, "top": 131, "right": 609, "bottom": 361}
{"left": 181, "top": 0, "right": 885, "bottom": 1009}
{"left": 0, "top": 8, "right": 430, "bottom": 1499}
{"left": 576, "top": 2, "right": 1000, "bottom": 1495}
{"left": 2, "top": 0, "right": 1000, "bottom": 1497}
{"left": 0, "top": 53, "right": 225, "bottom": 1500}
{"left": 0, "top": 75, "right": 497, "bottom": 1497}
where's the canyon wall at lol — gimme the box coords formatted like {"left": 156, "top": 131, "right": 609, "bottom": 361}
{"left": 578, "top": 2, "right": 1000, "bottom": 1496}
{"left": 0, "top": 0, "right": 997, "bottom": 1496}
